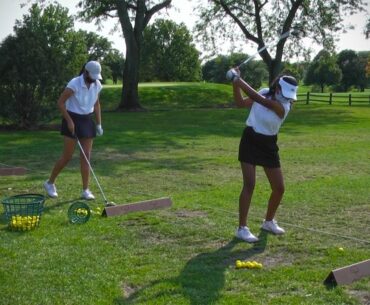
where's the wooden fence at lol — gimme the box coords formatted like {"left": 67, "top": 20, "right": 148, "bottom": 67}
{"left": 296, "top": 92, "right": 370, "bottom": 106}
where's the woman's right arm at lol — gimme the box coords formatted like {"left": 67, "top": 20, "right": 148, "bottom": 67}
{"left": 57, "top": 88, "right": 75, "bottom": 134}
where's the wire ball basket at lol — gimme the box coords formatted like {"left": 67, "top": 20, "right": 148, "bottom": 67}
{"left": 68, "top": 201, "right": 91, "bottom": 224}
{"left": 1, "top": 194, "right": 45, "bottom": 231}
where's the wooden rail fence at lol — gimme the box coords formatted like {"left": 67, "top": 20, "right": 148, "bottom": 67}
{"left": 297, "top": 92, "right": 370, "bottom": 106}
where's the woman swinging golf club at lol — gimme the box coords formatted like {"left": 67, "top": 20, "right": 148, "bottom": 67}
{"left": 227, "top": 67, "right": 298, "bottom": 242}
{"left": 44, "top": 61, "right": 103, "bottom": 200}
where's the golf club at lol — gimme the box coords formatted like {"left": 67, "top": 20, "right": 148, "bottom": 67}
{"left": 237, "top": 29, "right": 299, "bottom": 68}
{"left": 76, "top": 137, "right": 115, "bottom": 207}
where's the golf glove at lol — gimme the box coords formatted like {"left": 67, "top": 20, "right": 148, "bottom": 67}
{"left": 226, "top": 68, "right": 240, "bottom": 82}
{"left": 96, "top": 124, "right": 103, "bottom": 136}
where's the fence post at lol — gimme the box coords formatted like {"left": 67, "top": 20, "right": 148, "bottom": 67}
{"left": 349, "top": 94, "right": 352, "bottom": 106}
{"left": 329, "top": 93, "right": 332, "bottom": 105}
{"left": 306, "top": 92, "right": 310, "bottom": 105}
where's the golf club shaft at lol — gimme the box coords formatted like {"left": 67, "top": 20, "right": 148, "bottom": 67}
{"left": 76, "top": 138, "right": 108, "bottom": 203}
{"left": 238, "top": 30, "right": 291, "bottom": 68}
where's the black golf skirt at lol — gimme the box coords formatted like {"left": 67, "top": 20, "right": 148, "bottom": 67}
{"left": 61, "top": 111, "right": 96, "bottom": 139}
{"left": 238, "top": 126, "right": 280, "bottom": 168}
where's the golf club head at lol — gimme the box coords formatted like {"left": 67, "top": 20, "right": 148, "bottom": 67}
{"left": 105, "top": 201, "right": 116, "bottom": 207}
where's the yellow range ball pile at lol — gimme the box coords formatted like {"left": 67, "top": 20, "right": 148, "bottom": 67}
{"left": 75, "top": 208, "right": 89, "bottom": 216}
{"left": 235, "top": 260, "right": 263, "bottom": 269}
{"left": 10, "top": 215, "right": 40, "bottom": 231}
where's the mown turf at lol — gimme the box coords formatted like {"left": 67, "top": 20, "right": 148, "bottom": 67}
{"left": 0, "top": 83, "right": 369, "bottom": 305}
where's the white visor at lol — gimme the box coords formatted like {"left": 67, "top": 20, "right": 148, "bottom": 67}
{"left": 279, "top": 78, "right": 297, "bottom": 100}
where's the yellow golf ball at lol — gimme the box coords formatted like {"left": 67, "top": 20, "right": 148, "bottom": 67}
{"left": 245, "top": 261, "right": 253, "bottom": 268}
{"left": 255, "top": 263, "right": 263, "bottom": 269}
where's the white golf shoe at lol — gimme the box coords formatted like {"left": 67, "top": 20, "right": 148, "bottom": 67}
{"left": 236, "top": 226, "right": 259, "bottom": 243}
{"left": 261, "top": 219, "right": 285, "bottom": 235}
{"left": 44, "top": 180, "right": 58, "bottom": 198}
{"left": 81, "top": 189, "right": 95, "bottom": 200}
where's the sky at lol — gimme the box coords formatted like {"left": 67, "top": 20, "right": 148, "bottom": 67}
{"left": 0, "top": 0, "right": 369, "bottom": 60}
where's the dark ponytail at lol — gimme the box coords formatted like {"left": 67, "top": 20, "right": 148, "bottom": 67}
{"left": 79, "top": 63, "right": 87, "bottom": 76}
{"left": 268, "top": 74, "right": 298, "bottom": 96}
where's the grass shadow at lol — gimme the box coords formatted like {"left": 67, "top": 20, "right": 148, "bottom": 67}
{"left": 115, "top": 232, "right": 269, "bottom": 305}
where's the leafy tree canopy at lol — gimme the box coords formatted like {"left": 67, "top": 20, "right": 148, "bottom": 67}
{"left": 0, "top": 3, "right": 87, "bottom": 128}
{"left": 77, "top": 0, "right": 172, "bottom": 110}
{"left": 304, "top": 50, "right": 342, "bottom": 92}
{"left": 195, "top": 0, "right": 366, "bottom": 82}
{"left": 140, "top": 19, "right": 201, "bottom": 82}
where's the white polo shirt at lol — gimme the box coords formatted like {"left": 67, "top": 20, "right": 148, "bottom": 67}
{"left": 246, "top": 88, "right": 291, "bottom": 136}
{"left": 65, "top": 75, "right": 102, "bottom": 115}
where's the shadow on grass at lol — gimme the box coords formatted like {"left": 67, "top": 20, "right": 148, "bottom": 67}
{"left": 42, "top": 198, "right": 81, "bottom": 214}
{"left": 0, "top": 106, "right": 363, "bottom": 178}
{"left": 115, "top": 231, "right": 269, "bottom": 305}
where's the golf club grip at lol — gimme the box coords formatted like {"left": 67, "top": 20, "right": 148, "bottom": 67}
{"left": 76, "top": 138, "right": 108, "bottom": 202}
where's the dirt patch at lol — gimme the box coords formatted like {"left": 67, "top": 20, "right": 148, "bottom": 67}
{"left": 121, "top": 282, "right": 138, "bottom": 299}
{"left": 347, "top": 289, "right": 370, "bottom": 305}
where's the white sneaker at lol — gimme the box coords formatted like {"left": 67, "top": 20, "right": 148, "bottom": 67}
{"left": 261, "top": 219, "right": 285, "bottom": 235}
{"left": 81, "top": 189, "right": 95, "bottom": 200}
{"left": 236, "top": 226, "right": 259, "bottom": 243}
{"left": 44, "top": 180, "right": 58, "bottom": 198}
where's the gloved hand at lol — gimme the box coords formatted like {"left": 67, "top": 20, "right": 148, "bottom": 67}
{"left": 96, "top": 124, "right": 103, "bottom": 136}
{"left": 226, "top": 68, "right": 240, "bottom": 82}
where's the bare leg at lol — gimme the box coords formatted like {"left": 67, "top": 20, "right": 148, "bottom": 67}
{"left": 239, "top": 162, "right": 256, "bottom": 227}
{"left": 48, "top": 137, "right": 76, "bottom": 183}
{"left": 78, "top": 138, "right": 93, "bottom": 190}
{"left": 263, "top": 167, "right": 285, "bottom": 221}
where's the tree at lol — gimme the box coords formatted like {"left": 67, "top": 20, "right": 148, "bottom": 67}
{"left": 103, "top": 49, "right": 125, "bottom": 84}
{"left": 140, "top": 19, "right": 201, "bottom": 82}
{"left": 77, "top": 0, "right": 172, "bottom": 111}
{"left": 304, "top": 50, "right": 342, "bottom": 92}
{"left": 78, "top": 30, "right": 113, "bottom": 62}
{"left": 365, "top": 17, "right": 370, "bottom": 39}
{"left": 195, "top": 0, "right": 366, "bottom": 83}
{"left": 78, "top": 30, "right": 124, "bottom": 83}
{"left": 336, "top": 50, "right": 363, "bottom": 91}
{"left": 0, "top": 4, "right": 86, "bottom": 128}
{"left": 355, "top": 51, "right": 370, "bottom": 92}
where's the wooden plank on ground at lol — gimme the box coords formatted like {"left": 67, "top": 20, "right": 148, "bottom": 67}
{"left": 103, "top": 197, "right": 172, "bottom": 217}
{"left": 324, "top": 259, "right": 370, "bottom": 286}
{"left": 0, "top": 167, "right": 27, "bottom": 176}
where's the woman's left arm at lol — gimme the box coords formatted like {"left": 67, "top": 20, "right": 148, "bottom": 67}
{"left": 94, "top": 98, "right": 101, "bottom": 125}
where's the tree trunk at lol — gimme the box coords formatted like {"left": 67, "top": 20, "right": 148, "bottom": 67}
{"left": 268, "top": 59, "right": 283, "bottom": 85}
{"left": 118, "top": 36, "right": 142, "bottom": 111}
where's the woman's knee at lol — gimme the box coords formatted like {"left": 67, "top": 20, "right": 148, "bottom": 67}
{"left": 243, "top": 179, "right": 255, "bottom": 192}
{"left": 59, "top": 154, "right": 73, "bottom": 164}
{"left": 272, "top": 183, "right": 285, "bottom": 195}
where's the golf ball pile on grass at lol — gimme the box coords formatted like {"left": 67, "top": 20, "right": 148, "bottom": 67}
{"left": 235, "top": 260, "right": 263, "bottom": 269}
{"left": 91, "top": 207, "right": 102, "bottom": 215}
{"left": 9, "top": 215, "right": 40, "bottom": 231}
{"left": 76, "top": 207, "right": 105, "bottom": 216}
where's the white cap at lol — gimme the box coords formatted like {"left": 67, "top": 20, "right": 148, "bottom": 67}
{"left": 279, "top": 77, "right": 298, "bottom": 100}
{"left": 85, "top": 61, "right": 102, "bottom": 80}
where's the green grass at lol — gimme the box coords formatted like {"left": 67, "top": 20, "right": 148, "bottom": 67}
{"left": 0, "top": 83, "right": 370, "bottom": 305}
